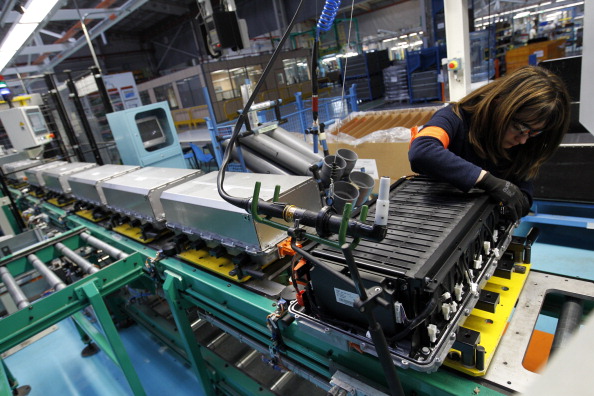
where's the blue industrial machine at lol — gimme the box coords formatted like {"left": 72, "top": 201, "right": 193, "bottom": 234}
{"left": 106, "top": 102, "right": 186, "bottom": 169}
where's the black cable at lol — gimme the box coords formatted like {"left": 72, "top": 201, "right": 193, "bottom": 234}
{"left": 217, "top": 0, "right": 305, "bottom": 210}
{"left": 390, "top": 297, "right": 438, "bottom": 342}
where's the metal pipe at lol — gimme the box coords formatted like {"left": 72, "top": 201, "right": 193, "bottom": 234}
{"left": 270, "top": 372, "right": 294, "bottom": 392}
{"left": 239, "top": 133, "right": 317, "bottom": 176}
{"left": 80, "top": 232, "right": 129, "bottom": 260}
{"left": 551, "top": 297, "right": 583, "bottom": 356}
{"left": 206, "top": 332, "right": 229, "bottom": 349}
{"left": 221, "top": 140, "right": 290, "bottom": 175}
{"left": 91, "top": 66, "right": 114, "bottom": 114}
{"left": 267, "top": 127, "right": 324, "bottom": 163}
{"left": 55, "top": 242, "right": 99, "bottom": 274}
{"left": 235, "top": 350, "right": 259, "bottom": 369}
{"left": 28, "top": 254, "right": 67, "bottom": 291}
{"left": 0, "top": 267, "right": 30, "bottom": 310}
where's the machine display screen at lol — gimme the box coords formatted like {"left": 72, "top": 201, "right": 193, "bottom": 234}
{"left": 26, "top": 110, "right": 47, "bottom": 134}
{"left": 136, "top": 116, "right": 167, "bottom": 149}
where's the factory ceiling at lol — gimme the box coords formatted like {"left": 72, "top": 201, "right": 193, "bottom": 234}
{"left": 0, "top": 0, "right": 581, "bottom": 78}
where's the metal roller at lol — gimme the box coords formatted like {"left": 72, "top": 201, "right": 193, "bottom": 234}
{"left": 55, "top": 242, "right": 99, "bottom": 274}
{"left": 266, "top": 127, "right": 323, "bottom": 163}
{"left": 221, "top": 140, "right": 291, "bottom": 175}
{"left": 551, "top": 297, "right": 583, "bottom": 355}
{"left": 80, "top": 232, "right": 129, "bottom": 260}
{"left": 239, "top": 133, "right": 317, "bottom": 176}
{"left": 28, "top": 254, "right": 66, "bottom": 291}
{"left": 0, "top": 266, "right": 30, "bottom": 310}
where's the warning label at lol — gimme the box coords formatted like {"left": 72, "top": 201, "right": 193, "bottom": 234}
{"left": 334, "top": 288, "right": 359, "bottom": 307}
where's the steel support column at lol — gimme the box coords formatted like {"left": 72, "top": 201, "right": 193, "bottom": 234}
{"left": 444, "top": 0, "right": 471, "bottom": 101}
{"left": 65, "top": 70, "right": 104, "bottom": 165}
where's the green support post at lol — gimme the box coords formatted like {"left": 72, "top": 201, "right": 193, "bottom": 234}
{"left": 162, "top": 270, "right": 215, "bottom": 396}
{"left": 0, "top": 359, "right": 14, "bottom": 396}
{"left": 71, "top": 316, "right": 92, "bottom": 344}
{"left": 77, "top": 281, "right": 146, "bottom": 396}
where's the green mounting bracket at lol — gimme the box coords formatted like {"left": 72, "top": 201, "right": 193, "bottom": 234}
{"left": 76, "top": 281, "right": 146, "bottom": 396}
{"left": 250, "top": 181, "right": 368, "bottom": 250}
{"left": 163, "top": 270, "right": 216, "bottom": 396}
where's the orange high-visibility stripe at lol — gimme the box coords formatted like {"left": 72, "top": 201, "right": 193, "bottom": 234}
{"left": 410, "top": 126, "right": 450, "bottom": 148}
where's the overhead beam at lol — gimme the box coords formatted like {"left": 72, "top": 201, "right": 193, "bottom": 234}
{"left": 38, "top": 0, "right": 151, "bottom": 73}
{"left": 3, "top": 64, "right": 43, "bottom": 74}
{"left": 0, "top": 0, "right": 18, "bottom": 28}
{"left": 140, "top": 1, "right": 188, "bottom": 16}
{"left": 20, "top": 43, "right": 69, "bottom": 55}
{"left": 1, "top": 9, "right": 112, "bottom": 23}
{"left": 51, "top": 9, "right": 114, "bottom": 21}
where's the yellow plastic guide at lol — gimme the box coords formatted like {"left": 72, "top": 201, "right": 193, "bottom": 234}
{"left": 112, "top": 223, "right": 166, "bottom": 244}
{"left": 178, "top": 249, "right": 275, "bottom": 283}
{"left": 178, "top": 249, "right": 247, "bottom": 282}
{"left": 444, "top": 264, "right": 531, "bottom": 376}
{"left": 47, "top": 197, "right": 74, "bottom": 207}
{"left": 75, "top": 209, "right": 105, "bottom": 223}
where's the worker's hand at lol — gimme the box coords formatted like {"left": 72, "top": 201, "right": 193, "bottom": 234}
{"left": 520, "top": 192, "right": 532, "bottom": 217}
{"left": 476, "top": 173, "right": 525, "bottom": 221}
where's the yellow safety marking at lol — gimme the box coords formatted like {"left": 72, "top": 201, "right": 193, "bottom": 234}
{"left": 178, "top": 249, "right": 249, "bottom": 282}
{"left": 75, "top": 209, "right": 105, "bottom": 223}
{"left": 444, "top": 264, "right": 531, "bottom": 376}
{"left": 47, "top": 197, "right": 74, "bottom": 207}
{"left": 112, "top": 223, "right": 161, "bottom": 243}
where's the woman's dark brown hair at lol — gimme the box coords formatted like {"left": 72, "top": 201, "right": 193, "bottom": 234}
{"left": 453, "top": 65, "right": 570, "bottom": 180}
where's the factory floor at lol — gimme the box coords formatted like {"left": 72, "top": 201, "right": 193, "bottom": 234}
{"left": 3, "top": 318, "right": 200, "bottom": 396}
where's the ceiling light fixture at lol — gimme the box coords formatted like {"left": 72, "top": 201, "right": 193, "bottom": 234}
{"left": 0, "top": 0, "right": 62, "bottom": 72}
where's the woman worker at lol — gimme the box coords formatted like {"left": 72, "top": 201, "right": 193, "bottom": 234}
{"left": 408, "top": 66, "right": 570, "bottom": 220}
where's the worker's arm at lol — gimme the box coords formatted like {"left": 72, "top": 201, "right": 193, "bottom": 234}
{"left": 409, "top": 135, "right": 483, "bottom": 192}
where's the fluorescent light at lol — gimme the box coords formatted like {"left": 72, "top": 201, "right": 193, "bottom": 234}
{"left": 20, "top": 0, "right": 62, "bottom": 24}
{"left": 1, "top": 23, "right": 37, "bottom": 53}
{"left": 535, "top": 1, "right": 584, "bottom": 14}
{"left": 514, "top": 11, "right": 531, "bottom": 19}
{"left": 0, "top": 0, "right": 62, "bottom": 72}
{"left": 0, "top": 51, "right": 17, "bottom": 71}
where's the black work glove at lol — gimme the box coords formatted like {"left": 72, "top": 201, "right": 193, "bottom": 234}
{"left": 476, "top": 173, "right": 525, "bottom": 221}
{"left": 520, "top": 192, "right": 531, "bottom": 217}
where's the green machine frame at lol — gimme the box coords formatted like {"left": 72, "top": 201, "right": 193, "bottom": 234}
{"left": 0, "top": 189, "right": 510, "bottom": 396}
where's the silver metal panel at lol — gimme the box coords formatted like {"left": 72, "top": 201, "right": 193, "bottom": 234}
{"left": 23, "top": 161, "right": 67, "bottom": 187}
{"left": 483, "top": 271, "right": 594, "bottom": 394}
{"left": 101, "top": 167, "right": 202, "bottom": 222}
{"left": 42, "top": 162, "right": 98, "bottom": 194}
{"left": 160, "top": 172, "right": 322, "bottom": 254}
{"left": 68, "top": 165, "right": 140, "bottom": 206}
{"left": 2, "top": 159, "right": 42, "bottom": 182}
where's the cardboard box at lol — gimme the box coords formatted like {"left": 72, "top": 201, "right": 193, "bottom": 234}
{"left": 328, "top": 107, "right": 439, "bottom": 137}
{"left": 327, "top": 107, "right": 439, "bottom": 193}
{"left": 328, "top": 142, "right": 412, "bottom": 194}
